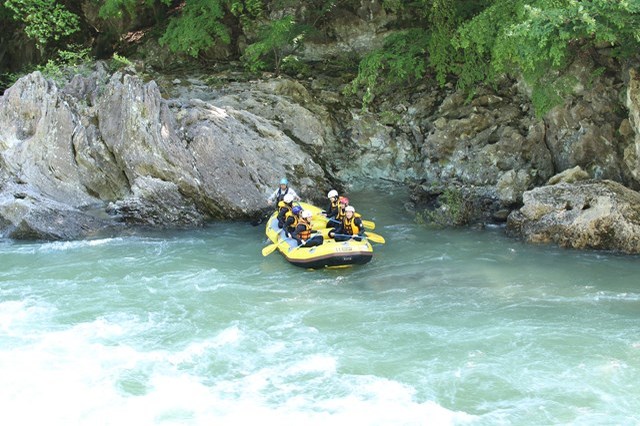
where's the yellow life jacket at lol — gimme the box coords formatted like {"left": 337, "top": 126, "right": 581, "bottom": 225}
{"left": 285, "top": 211, "right": 298, "bottom": 230}
{"left": 342, "top": 216, "right": 361, "bottom": 235}
{"left": 336, "top": 204, "right": 346, "bottom": 221}
{"left": 278, "top": 200, "right": 292, "bottom": 213}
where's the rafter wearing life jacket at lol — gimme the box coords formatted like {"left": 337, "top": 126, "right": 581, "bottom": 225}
{"left": 332, "top": 205, "right": 364, "bottom": 242}
{"left": 293, "top": 210, "right": 323, "bottom": 247}
{"left": 325, "top": 189, "right": 340, "bottom": 220}
{"left": 335, "top": 196, "right": 349, "bottom": 222}
{"left": 277, "top": 193, "right": 295, "bottom": 229}
{"left": 341, "top": 215, "right": 362, "bottom": 236}
{"left": 285, "top": 205, "right": 302, "bottom": 235}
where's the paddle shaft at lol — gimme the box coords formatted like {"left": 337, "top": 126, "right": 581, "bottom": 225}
{"left": 322, "top": 216, "right": 375, "bottom": 230}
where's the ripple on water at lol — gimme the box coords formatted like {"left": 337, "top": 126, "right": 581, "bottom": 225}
{"left": 3, "top": 192, "right": 640, "bottom": 424}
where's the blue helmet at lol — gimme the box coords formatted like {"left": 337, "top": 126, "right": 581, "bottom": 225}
{"left": 279, "top": 178, "right": 288, "bottom": 185}
{"left": 292, "top": 205, "right": 302, "bottom": 215}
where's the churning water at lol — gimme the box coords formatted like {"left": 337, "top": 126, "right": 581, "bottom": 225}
{"left": 1, "top": 190, "right": 640, "bottom": 425}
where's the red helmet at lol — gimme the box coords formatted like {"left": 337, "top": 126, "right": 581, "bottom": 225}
{"left": 339, "top": 196, "right": 349, "bottom": 205}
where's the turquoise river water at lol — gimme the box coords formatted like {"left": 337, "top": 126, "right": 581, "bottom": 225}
{"left": 1, "top": 190, "right": 640, "bottom": 425}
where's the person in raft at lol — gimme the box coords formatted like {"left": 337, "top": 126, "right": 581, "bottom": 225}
{"left": 292, "top": 210, "right": 323, "bottom": 247}
{"left": 323, "top": 189, "right": 340, "bottom": 220}
{"left": 267, "top": 178, "right": 300, "bottom": 207}
{"left": 277, "top": 193, "right": 295, "bottom": 229}
{"left": 334, "top": 196, "right": 349, "bottom": 222}
{"left": 329, "top": 206, "right": 365, "bottom": 242}
{"left": 285, "top": 205, "right": 303, "bottom": 237}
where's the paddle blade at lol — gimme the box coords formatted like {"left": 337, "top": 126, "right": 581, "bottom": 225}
{"left": 364, "top": 231, "right": 385, "bottom": 244}
{"left": 261, "top": 243, "right": 279, "bottom": 256}
{"left": 362, "top": 219, "right": 375, "bottom": 230}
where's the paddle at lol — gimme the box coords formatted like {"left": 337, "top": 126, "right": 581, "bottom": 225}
{"left": 292, "top": 237, "right": 317, "bottom": 251}
{"left": 317, "top": 227, "right": 385, "bottom": 244}
{"left": 361, "top": 219, "right": 375, "bottom": 230}
{"left": 322, "top": 217, "right": 375, "bottom": 230}
{"left": 261, "top": 229, "right": 289, "bottom": 256}
{"left": 329, "top": 231, "right": 385, "bottom": 244}
{"left": 330, "top": 233, "right": 366, "bottom": 240}
{"left": 261, "top": 238, "right": 287, "bottom": 256}
{"left": 364, "top": 231, "right": 385, "bottom": 244}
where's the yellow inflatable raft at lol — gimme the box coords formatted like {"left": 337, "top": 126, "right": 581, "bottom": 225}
{"left": 264, "top": 202, "right": 373, "bottom": 269}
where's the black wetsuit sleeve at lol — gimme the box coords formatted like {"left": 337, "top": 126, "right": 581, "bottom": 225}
{"left": 327, "top": 204, "right": 338, "bottom": 219}
{"left": 333, "top": 221, "right": 344, "bottom": 235}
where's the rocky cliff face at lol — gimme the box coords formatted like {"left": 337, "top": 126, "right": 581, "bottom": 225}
{"left": 2, "top": 9, "right": 640, "bottom": 254}
{"left": 1, "top": 57, "right": 639, "bottom": 249}
{"left": 0, "top": 65, "right": 330, "bottom": 239}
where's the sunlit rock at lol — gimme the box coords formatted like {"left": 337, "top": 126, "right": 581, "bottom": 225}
{"left": 507, "top": 180, "right": 640, "bottom": 253}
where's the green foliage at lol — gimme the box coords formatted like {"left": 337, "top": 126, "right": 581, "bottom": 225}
{"left": 159, "top": 0, "right": 230, "bottom": 57}
{"left": 345, "top": 28, "right": 429, "bottom": 109}
{"left": 379, "top": 110, "right": 403, "bottom": 125}
{"left": 110, "top": 53, "right": 133, "bottom": 71}
{"left": 453, "top": 0, "right": 519, "bottom": 89}
{"left": 99, "top": 0, "right": 137, "bottom": 19}
{"left": 348, "top": 0, "right": 640, "bottom": 115}
{"left": 454, "top": 0, "right": 640, "bottom": 115}
{"left": 280, "top": 55, "right": 310, "bottom": 76}
{"left": 0, "top": 72, "right": 21, "bottom": 92}
{"left": 380, "top": 0, "right": 430, "bottom": 18}
{"left": 228, "top": 0, "right": 263, "bottom": 25}
{"left": 229, "top": 0, "right": 262, "bottom": 15}
{"left": 4, "top": 0, "right": 80, "bottom": 49}
{"left": 427, "top": 0, "right": 457, "bottom": 86}
{"left": 156, "top": 0, "right": 265, "bottom": 58}
{"left": 242, "top": 15, "right": 308, "bottom": 74}
{"left": 416, "top": 187, "right": 470, "bottom": 227}
{"left": 99, "top": 0, "right": 170, "bottom": 20}
{"left": 37, "top": 46, "right": 92, "bottom": 84}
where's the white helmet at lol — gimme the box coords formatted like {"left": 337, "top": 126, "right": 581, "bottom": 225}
{"left": 345, "top": 206, "right": 355, "bottom": 213}
{"left": 301, "top": 210, "right": 312, "bottom": 219}
{"left": 283, "top": 194, "right": 294, "bottom": 203}
{"left": 327, "top": 189, "right": 338, "bottom": 199}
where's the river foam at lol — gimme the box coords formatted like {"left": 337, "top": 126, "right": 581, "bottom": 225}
{"left": 0, "top": 300, "right": 473, "bottom": 425}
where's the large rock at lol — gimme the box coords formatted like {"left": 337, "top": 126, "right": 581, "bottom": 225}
{"left": 0, "top": 66, "right": 330, "bottom": 239}
{"left": 624, "top": 67, "right": 640, "bottom": 185}
{"left": 408, "top": 82, "right": 554, "bottom": 224}
{"left": 408, "top": 56, "right": 633, "bottom": 225}
{"left": 507, "top": 180, "right": 640, "bottom": 253}
{"left": 0, "top": 182, "right": 118, "bottom": 240}
{"left": 301, "top": 0, "right": 393, "bottom": 60}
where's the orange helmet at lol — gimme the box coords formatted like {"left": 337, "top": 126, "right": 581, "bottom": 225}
{"left": 339, "top": 196, "right": 349, "bottom": 205}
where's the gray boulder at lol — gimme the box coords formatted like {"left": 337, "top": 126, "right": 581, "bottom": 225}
{"left": 0, "top": 182, "right": 118, "bottom": 240}
{"left": 507, "top": 180, "right": 640, "bottom": 253}
{"left": 0, "top": 67, "right": 330, "bottom": 239}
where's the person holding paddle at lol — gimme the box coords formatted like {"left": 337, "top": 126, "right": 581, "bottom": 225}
{"left": 324, "top": 189, "right": 340, "bottom": 220}
{"left": 335, "top": 196, "right": 349, "bottom": 222}
{"left": 285, "top": 205, "right": 303, "bottom": 237}
{"left": 329, "top": 206, "right": 365, "bottom": 242}
{"left": 292, "top": 210, "right": 323, "bottom": 247}
{"left": 276, "top": 193, "right": 295, "bottom": 229}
